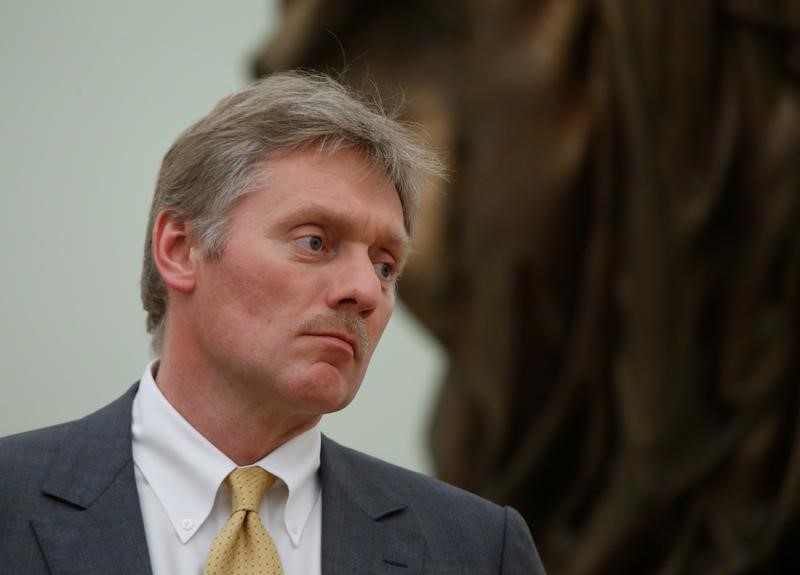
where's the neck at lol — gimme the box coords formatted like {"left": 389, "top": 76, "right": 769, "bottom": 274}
{"left": 153, "top": 354, "right": 320, "bottom": 466}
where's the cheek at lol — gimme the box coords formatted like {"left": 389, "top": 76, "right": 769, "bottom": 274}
{"left": 224, "top": 259, "right": 302, "bottom": 317}
{"left": 367, "top": 302, "right": 395, "bottom": 346}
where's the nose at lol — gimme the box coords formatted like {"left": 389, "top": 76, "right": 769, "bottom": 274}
{"left": 326, "top": 248, "right": 383, "bottom": 317}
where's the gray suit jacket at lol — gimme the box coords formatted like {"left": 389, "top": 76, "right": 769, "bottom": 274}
{"left": 0, "top": 385, "right": 545, "bottom": 574}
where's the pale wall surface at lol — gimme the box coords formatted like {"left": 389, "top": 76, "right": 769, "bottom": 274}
{"left": 0, "top": 1, "right": 443, "bottom": 473}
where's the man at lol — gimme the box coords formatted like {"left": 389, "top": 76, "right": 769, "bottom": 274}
{"left": 0, "top": 72, "right": 545, "bottom": 574}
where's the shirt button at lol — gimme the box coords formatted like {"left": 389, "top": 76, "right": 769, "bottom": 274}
{"left": 181, "top": 519, "right": 193, "bottom": 530}
{"left": 288, "top": 520, "right": 299, "bottom": 535}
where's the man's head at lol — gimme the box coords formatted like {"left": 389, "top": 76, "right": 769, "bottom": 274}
{"left": 140, "top": 72, "right": 441, "bottom": 426}
{"left": 141, "top": 71, "right": 440, "bottom": 354}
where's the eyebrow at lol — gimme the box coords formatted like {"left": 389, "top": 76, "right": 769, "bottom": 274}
{"left": 281, "top": 202, "right": 411, "bottom": 256}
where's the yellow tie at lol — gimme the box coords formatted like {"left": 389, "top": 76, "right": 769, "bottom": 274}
{"left": 204, "top": 467, "right": 284, "bottom": 575}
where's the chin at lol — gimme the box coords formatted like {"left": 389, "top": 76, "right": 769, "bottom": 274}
{"left": 292, "top": 362, "right": 361, "bottom": 414}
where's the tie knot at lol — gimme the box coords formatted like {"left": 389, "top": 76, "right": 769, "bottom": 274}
{"left": 227, "top": 467, "right": 275, "bottom": 513}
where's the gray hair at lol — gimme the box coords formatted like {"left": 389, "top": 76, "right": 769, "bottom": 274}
{"left": 141, "top": 71, "right": 442, "bottom": 354}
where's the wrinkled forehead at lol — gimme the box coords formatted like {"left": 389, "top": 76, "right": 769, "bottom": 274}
{"left": 253, "top": 144, "right": 410, "bottom": 233}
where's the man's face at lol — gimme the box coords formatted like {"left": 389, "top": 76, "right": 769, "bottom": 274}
{"left": 184, "top": 147, "right": 408, "bottom": 422}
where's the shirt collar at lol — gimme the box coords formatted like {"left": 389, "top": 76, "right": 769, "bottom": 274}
{"left": 131, "top": 360, "right": 321, "bottom": 546}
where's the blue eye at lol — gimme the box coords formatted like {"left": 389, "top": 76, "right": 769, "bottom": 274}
{"left": 297, "top": 235, "right": 324, "bottom": 251}
{"left": 374, "top": 262, "right": 395, "bottom": 280}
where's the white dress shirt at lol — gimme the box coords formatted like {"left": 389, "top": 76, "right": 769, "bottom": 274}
{"left": 131, "top": 361, "right": 322, "bottom": 575}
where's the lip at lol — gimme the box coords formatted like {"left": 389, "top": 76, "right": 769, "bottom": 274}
{"left": 307, "top": 332, "right": 358, "bottom": 357}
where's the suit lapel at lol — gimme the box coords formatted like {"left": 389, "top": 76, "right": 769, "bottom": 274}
{"left": 319, "top": 437, "right": 425, "bottom": 575}
{"left": 31, "top": 385, "right": 152, "bottom": 575}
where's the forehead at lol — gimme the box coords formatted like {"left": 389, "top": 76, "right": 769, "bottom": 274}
{"left": 243, "top": 147, "right": 408, "bottom": 240}
{"left": 256, "top": 146, "right": 408, "bottom": 228}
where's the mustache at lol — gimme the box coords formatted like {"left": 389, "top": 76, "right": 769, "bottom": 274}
{"left": 300, "top": 313, "right": 369, "bottom": 358}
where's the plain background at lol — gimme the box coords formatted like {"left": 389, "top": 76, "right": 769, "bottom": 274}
{"left": 0, "top": 1, "right": 444, "bottom": 473}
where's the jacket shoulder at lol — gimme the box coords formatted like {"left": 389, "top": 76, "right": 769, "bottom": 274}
{"left": 0, "top": 421, "right": 78, "bottom": 487}
{"left": 0, "top": 384, "right": 139, "bottom": 496}
{"left": 321, "top": 436, "right": 545, "bottom": 573}
{"left": 323, "top": 436, "right": 500, "bottom": 509}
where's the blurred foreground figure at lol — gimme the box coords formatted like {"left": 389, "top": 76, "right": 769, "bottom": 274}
{"left": 0, "top": 71, "right": 544, "bottom": 574}
{"left": 257, "top": 1, "right": 800, "bottom": 573}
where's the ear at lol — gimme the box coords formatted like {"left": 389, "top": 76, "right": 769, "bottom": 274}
{"left": 152, "top": 210, "right": 198, "bottom": 293}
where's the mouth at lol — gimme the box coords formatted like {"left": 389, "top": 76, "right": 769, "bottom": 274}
{"left": 300, "top": 313, "right": 369, "bottom": 361}
{"left": 308, "top": 331, "right": 359, "bottom": 358}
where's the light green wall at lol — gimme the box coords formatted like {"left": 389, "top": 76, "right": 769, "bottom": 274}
{"left": 0, "top": 1, "right": 443, "bottom": 474}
